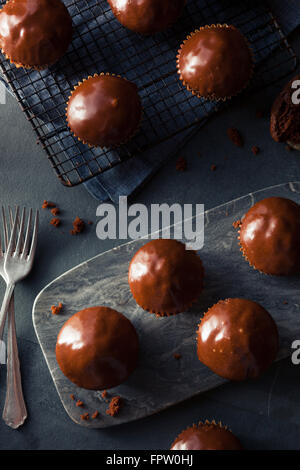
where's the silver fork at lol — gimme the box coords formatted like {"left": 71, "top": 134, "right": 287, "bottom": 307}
{"left": 0, "top": 206, "right": 38, "bottom": 428}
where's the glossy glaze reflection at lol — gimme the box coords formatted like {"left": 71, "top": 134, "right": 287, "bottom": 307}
{"left": 177, "top": 25, "right": 253, "bottom": 99}
{"left": 56, "top": 306, "right": 139, "bottom": 390}
{"left": 67, "top": 74, "right": 142, "bottom": 147}
{"left": 107, "top": 0, "right": 185, "bottom": 35}
{"left": 0, "top": 0, "right": 72, "bottom": 68}
{"left": 128, "top": 239, "right": 204, "bottom": 316}
{"left": 239, "top": 197, "right": 300, "bottom": 275}
{"left": 171, "top": 422, "right": 243, "bottom": 450}
{"left": 197, "top": 298, "right": 279, "bottom": 381}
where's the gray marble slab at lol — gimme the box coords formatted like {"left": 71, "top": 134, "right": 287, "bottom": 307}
{"left": 32, "top": 182, "right": 300, "bottom": 428}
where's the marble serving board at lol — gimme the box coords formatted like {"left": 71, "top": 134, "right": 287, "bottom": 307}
{"left": 33, "top": 182, "right": 300, "bottom": 428}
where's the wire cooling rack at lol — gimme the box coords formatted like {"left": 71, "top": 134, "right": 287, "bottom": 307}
{"left": 0, "top": 0, "right": 298, "bottom": 187}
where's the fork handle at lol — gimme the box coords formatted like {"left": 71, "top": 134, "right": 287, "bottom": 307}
{"left": 0, "top": 282, "right": 15, "bottom": 341}
{"left": 2, "top": 294, "right": 27, "bottom": 428}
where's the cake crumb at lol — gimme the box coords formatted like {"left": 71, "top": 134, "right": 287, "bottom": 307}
{"left": 76, "top": 400, "right": 84, "bottom": 407}
{"left": 80, "top": 413, "right": 89, "bottom": 421}
{"left": 251, "top": 145, "right": 260, "bottom": 155}
{"left": 87, "top": 220, "right": 93, "bottom": 225}
{"left": 70, "top": 216, "right": 85, "bottom": 235}
{"left": 283, "top": 300, "right": 288, "bottom": 305}
{"left": 51, "top": 302, "right": 63, "bottom": 315}
{"left": 106, "top": 396, "right": 122, "bottom": 417}
{"left": 227, "top": 128, "right": 244, "bottom": 147}
{"left": 101, "top": 390, "right": 108, "bottom": 399}
{"left": 91, "top": 410, "right": 99, "bottom": 420}
{"left": 173, "top": 353, "right": 182, "bottom": 360}
{"left": 256, "top": 109, "right": 264, "bottom": 119}
{"left": 210, "top": 164, "right": 217, "bottom": 171}
{"left": 42, "top": 200, "right": 56, "bottom": 209}
{"left": 50, "top": 217, "right": 61, "bottom": 228}
{"left": 232, "top": 220, "right": 242, "bottom": 229}
{"left": 51, "top": 207, "right": 60, "bottom": 216}
{"left": 176, "top": 156, "right": 187, "bottom": 172}
{"left": 70, "top": 394, "right": 75, "bottom": 401}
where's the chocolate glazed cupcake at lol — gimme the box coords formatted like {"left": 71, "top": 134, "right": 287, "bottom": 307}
{"left": 0, "top": 0, "right": 72, "bottom": 70}
{"left": 56, "top": 306, "right": 139, "bottom": 390}
{"left": 239, "top": 197, "right": 300, "bottom": 275}
{"left": 197, "top": 298, "right": 279, "bottom": 381}
{"left": 171, "top": 421, "right": 243, "bottom": 450}
{"left": 107, "top": 0, "right": 186, "bottom": 35}
{"left": 270, "top": 74, "right": 300, "bottom": 150}
{"left": 66, "top": 73, "right": 142, "bottom": 148}
{"left": 128, "top": 239, "right": 204, "bottom": 317}
{"left": 177, "top": 24, "right": 253, "bottom": 101}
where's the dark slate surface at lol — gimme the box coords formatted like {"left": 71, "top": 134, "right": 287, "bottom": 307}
{"left": 0, "top": 32, "right": 299, "bottom": 450}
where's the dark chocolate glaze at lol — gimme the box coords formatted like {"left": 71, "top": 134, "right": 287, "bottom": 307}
{"left": 56, "top": 306, "right": 139, "bottom": 390}
{"left": 270, "top": 74, "right": 300, "bottom": 145}
{"left": 171, "top": 422, "right": 243, "bottom": 450}
{"left": 177, "top": 25, "right": 253, "bottom": 99}
{"left": 240, "top": 197, "right": 300, "bottom": 275}
{"left": 0, "top": 0, "right": 72, "bottom": 68}
{"left": 107, "top": 0, "right": 185, "bottom": 35}
{"left": 197, "top": 298, "right": 279, "bottom": 381}
{"left": 128, "top": 239, "right": 204, "bottom": 316}
{"left": 67, "top": 74, "right": 142, "bottom": 147}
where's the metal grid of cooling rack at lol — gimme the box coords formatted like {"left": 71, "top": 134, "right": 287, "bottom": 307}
{"left": 0, "top": 0, "right": 298, "bottom": 187}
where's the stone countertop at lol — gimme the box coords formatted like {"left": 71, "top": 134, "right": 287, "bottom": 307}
{"left": 0, "top": 30, "right": 299, "bottom": 451}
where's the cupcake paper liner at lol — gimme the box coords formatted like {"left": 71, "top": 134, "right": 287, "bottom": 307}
{"left": 130, "top": 291, "right": 202, "bottom": 318}
{"left": 2, "top": 52, "right": 52, "bottom": 71}
{"left": 237, "top": 224, "right": 276, "bottom": 275}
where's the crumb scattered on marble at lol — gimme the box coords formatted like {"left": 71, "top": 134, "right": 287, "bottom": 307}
{"left": 80, "top": 413, "right": 89, "bottom": 421}
{"left": 232, "top": 220, "right": 242, "bottom": 229}
{"left": 91, "top": 411, "right": 99, "bottom": 419}
{"left": 106, "top": 396, "right": 122, "bottom": 417}
{"left": 76, "top": 400, "right": 84, "bottom": 407}
{"left": 51, "top": 302, "right": 63, "bottom": 315}
{"left": 210, "top": 164, "right": 217, "bottom": 171}
{"left": 70, "top": 394, "right": 75, "bottom": 401}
